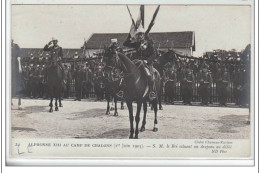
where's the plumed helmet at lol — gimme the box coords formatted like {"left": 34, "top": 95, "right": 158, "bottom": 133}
{"left": 136, "top": 25, "right": 145, "bottom": 33}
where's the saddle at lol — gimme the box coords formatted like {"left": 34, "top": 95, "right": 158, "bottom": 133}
{"left": 133, "top": 60, "right": 154, "bottom": 79}
{"left": 132, "top": 59, "right": 156, "bottom": 99}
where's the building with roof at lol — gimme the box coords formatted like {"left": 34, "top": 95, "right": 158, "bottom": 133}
{"left": 85, "top": 31, "right": 195, "bottom": 57}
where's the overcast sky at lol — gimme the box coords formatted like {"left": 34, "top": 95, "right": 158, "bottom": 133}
{"left": 11, "top": 5, "right": 251, "bottom": 56}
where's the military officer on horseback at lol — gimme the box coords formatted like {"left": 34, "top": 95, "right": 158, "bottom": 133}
{"left": 123, "top": 25, "right": 157, "bottom": 100}
{"left": 43, "top": 38, "right": 66, "bottom": 86}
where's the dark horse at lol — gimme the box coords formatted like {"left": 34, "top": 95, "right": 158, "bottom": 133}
{"left": 102, "top": 49, "right": 124, "bottom": 116}
{"left": 153, "top": 49, "right": 177, "bottom": 108}
{"left": 117, "top": 52, "right": 161, "bottom": 139}
{"left": 46, "top": 60, "right": 63, "bottom": 112}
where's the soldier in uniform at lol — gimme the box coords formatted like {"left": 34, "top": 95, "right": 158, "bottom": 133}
{"left": 83, "top": 62, "right": 93, "bottom": 98}
{"left": 11, "top": 39, "right": 23, "bottom": 107}
{"left": 123, "top": 25, "right": 157, "bottom": 100}
{"left": 198, "top": 62, "right": 212, "bottom": 105}
{"left": 232, "top": 67, "right": 242, "bottom": 106}
{"left": 43, "top": 38, "right": 66, "bottom": 86}
{"left": 74, "top": 63, "right": 85, "bottom": 101}
{"left": 64, "top": 65, "right": 72, "bottom": 98}
{"left": 216, "top": 64, "right": 231, "bottom": 106}
{"left": 164, "top": 61, "right": 177, "bottom": 104}
{"left": 180, "top": 61, "right": 195, "bottom": 105}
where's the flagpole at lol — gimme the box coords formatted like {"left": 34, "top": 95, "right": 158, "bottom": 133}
{"left": 126, "top": 5, "right": 136, "bottom": 29}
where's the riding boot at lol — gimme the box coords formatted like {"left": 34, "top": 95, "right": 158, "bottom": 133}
{"left": 116, "top": 78, "right": 124, "bottom": 98}
{"left": 148, "top": 76, "right": 157, "bottom": 101}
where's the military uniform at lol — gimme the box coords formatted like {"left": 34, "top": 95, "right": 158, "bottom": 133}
{"left": 216, "top": 65, "right": 231, "bottom": 106}
{"left": 11, "top": 41, "right": 23, "bottom": 98}
{"left": 73, "top": 65, "right": 85, "bottom": 101}
{"left": 164, "top": 62, "right": 177, "bottom": 104}
{"left": 180, "top": 63, "right": 195, "bottom": 105}
{"left": 198, "top": 64, "right": 212, "bottom": 105}
{"left": 43, "top": 39, "right": 66, "bottom": 86}
{"left": 123, "top": 34, "right": 157, "bottom": 63}
{"left": 123, "top": 31, "right": 157, "bottom": 100}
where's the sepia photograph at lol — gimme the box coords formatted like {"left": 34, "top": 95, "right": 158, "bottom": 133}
{"left": 7, "top": 1, "right": 254, "bottom": 164}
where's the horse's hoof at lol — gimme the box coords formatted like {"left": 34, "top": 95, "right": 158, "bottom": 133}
{"left": 106, "top": 111, "right": 110, "bottom": 115}
{"left": 159, "top": 106, "right": 163, "bottom": 110}
{"left": 18, "top": 106, "right": 23, "bottom": 110}
{"left": 49, "top": 109, "right": 53, "bottom": 113}
{"left": 114, "top": 112, "right": 118, "bottom": 116}
{"left": 110, "top": 107, "right": 114, "bottom": 111}
{"left": 134, "top": 135, "right": 138, "bottom": 139}
{"left": 55, "top": 107, "right": 59, "bottom": 111}
{"left": 140, "top": 126, "right": 145, "bottom": 132}
{"left": 59, "top": 104, "right": 63, "bottom": 107}
{"left": 129, "top": 135, "right": 134, "bottom": 139}
{"left": 153, "top": 127, "right": 158, "bottom": 132}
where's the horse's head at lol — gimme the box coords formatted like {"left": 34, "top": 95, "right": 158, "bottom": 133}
{"left": 102, "top": 47, "right": 123, "bottom": 80}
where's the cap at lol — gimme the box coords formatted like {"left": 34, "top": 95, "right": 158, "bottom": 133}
{"left": 111, "top": 38, "right": 118, "bottom": 43}
{"left": 52, "top": 37, "right": 58, "bottom": 41}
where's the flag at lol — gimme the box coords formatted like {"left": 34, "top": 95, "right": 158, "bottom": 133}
{"left": 128, "top": 5, "right": 145, "bottom": 42}
{"left": 136, "top": 5, "right": 144, "bottom": 29}
{"left": 146, "top": 5, "right": 160, "bottom": 34}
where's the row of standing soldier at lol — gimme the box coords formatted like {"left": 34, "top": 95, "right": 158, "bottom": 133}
{"left": 16, "top": 38, "right": 250, "bottom": 107}
{"left": 162, "top": 51, "right": 249, "bottom": 107}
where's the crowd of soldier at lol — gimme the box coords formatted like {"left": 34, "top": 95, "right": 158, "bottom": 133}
{"left": 162, "top": 51, "right": 250, "bottom": 107}
{"left": 19, "top": 50, "right": 250, "bottom": 108}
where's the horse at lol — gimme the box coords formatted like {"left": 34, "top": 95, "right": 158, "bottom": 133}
{"left": 46, "top": 59, "right": 63, "bottom": 112}
{"left": 153, "top": 49, "right": 177, "bottom": 109}
{"left": 117, "top": 52, "right": 161, "bottom": 139}
{"left": 102, "top": 48, "right": 125, "bottom": 116}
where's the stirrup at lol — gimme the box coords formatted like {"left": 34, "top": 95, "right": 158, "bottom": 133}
{"left": 149, "top": 91, "right": 157, "bottom": 101}
{"left": 116, "top": 90, "right": 124, "bottom": 98}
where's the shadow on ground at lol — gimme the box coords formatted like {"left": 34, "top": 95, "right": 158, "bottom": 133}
{"left": 12, "top": 127, "right": 37, "bottom": 132}
{"left": 207, "top": 114, "right": 249, "bottom": 133}
{"left": 73, "top": 128, "right": 129, "bottom": 139}
{"left": 68, "top": 108, "right": 114, "bottom": 120}
{"left": 13, "top": 105, "right": 49, "bottom": 117}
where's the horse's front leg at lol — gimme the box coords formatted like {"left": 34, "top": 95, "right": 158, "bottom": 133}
{"left": 134, "top": 101, "right": 142, "bottom": 139}
{"left": 152, "top": 101, "right": 158, "bottom": 132}
{"left": 18, "top": 94, "right": 22, "bottom": 110}
{"left": 106, "top": 96, "right": 110, "bottom": 115}
{"left": 121, "top": 100, "right": 124, "bottom": 110}
{"left": 49, "top": 98, "right": 53, "bottom": 112}
{"left": 159, "top": 86, "right": 163, "bottom": 110}
{"left": 140, "top": 100, "right": 147, "bottom": 132}
{"left": 114, "top": 98, "right": 118, "bottom": 116}
{"left": 126, "top": 101, "right": 134, "bottom": 139}
{"left": 55, "top": 98, "right": 59, "bottom": 111}
{"left": 59, "top": 96, "right": 63, "bottom": 107}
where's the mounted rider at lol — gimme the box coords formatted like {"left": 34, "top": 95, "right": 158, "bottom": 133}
{"left": 43, "top": 38, "right": 66, "bottom": 86}
{"left": 123, "top": 25, "right": 157, "bottom": 100}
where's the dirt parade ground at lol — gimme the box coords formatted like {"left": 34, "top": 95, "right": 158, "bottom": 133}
{"left": 11, "top": 98, "right": 251, "bottom": 139}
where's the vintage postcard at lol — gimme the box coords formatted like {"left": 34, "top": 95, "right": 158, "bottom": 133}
{"left": 6, "top": 0, "right": 255, "bottom": 166}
